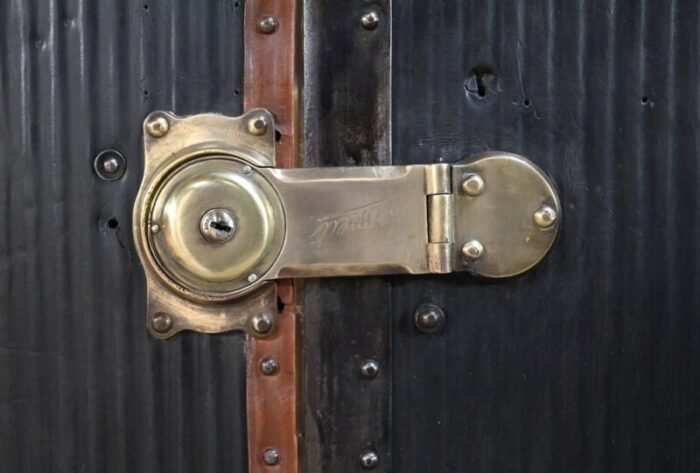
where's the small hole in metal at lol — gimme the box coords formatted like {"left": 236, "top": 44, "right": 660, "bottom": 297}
{"left": 107, "top": 218, "right": 119, "bottom": 229}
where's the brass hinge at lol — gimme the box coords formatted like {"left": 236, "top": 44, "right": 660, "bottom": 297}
{"left": 134, "top": 110, "right": 561, "bottom": 338}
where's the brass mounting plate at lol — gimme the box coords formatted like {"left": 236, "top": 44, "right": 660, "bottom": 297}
{"left": 134, "top": 110, "right": 561, "bottom": 338}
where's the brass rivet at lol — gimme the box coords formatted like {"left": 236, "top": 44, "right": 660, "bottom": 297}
{"left": 151, "top": 313, "right": 173, "bottom": 333}
{"left": 145, "top": 114, "right": 170, "bottom": 138}
{"left": 150, "top": 223, "right": 161, "bottom": 234}
{"left": 247, "top": 114, "right": 269, "bottom": 136}
{"left": 360, "top": 11, "right": 380, "bottom": 30}
{"left": 252, "top": 313, "right": 273, "bottom": 335}
{"left": 461, "top": 173, "right": 484, "bottom": 196}
{"left": 258, "top": 15, "right": 278, "bottom": 34}
{"left": 533, "top": 205, "right": 557, "bottom": 228}
{"left": 461, "top": 239, "right": 484, "bottom": 261}
{"left": 262, "top": 448, "right": 280, "bottom": 465}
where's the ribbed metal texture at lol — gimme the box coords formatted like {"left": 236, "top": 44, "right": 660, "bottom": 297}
{"left": 0, "top": 1, "right": 247, "bottom": 472}
{"left": 393, "top": 1, "right": 700, "bottom": 472}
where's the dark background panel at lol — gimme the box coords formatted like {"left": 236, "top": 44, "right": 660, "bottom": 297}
{"left": 392, "top": 1, "right": 700, "bottom": 473}
{"left": 0, "top": 1, "right": 248, "bottom": 472}
{"left": 302, "top": 0, "right": 393, "bottom": 472}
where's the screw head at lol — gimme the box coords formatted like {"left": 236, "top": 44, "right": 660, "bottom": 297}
{"left": 199, "top": 208, "right": 236, "bottom": 244}
{"left": 414, "top": 303, "right": 446, "bottom": 334}
{"left": 145, "top": 113, "right": 170, "bottom": 138}
{"left": 251, "top": 313, "right": 273, "bottom": 335}
{"left": 533, "top": 205, "right": 557, "bottom": 228}
{"left": 360, "top": 450, "right": 379, "bottom": 469}
{"left": 461, "top": 173, "right": 485, "bottom": 196}
{"left": 247, "top": 273, "right": 258, "bottom": 283}
{"left": 461, "top": 239, "right": 484, "bottom": 261}
{"left": 262, "top": 448, "right": 280, "bottom": 466}
{"left": 247, "top": 114, "right": 269, "bottom": 136}
{"left": 360, "top": 11, "right": 380, "bottom": 30}
{"left": 258, "top": 15, "right": 278, "bottom": 34}
{"left": 259, "top": 356, "right": 279, "bottom": 375}
{"left": 93, "top": 149, "right": 126, "bottom": 181}
{"left": 151, "top": 313, "right": 173, "bottom": 333}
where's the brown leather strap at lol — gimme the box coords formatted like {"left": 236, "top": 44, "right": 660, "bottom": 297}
{"left": 244, "top": 1, "right": 300, "bottom": 472}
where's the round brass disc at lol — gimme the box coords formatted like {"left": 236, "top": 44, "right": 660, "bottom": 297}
{"left": 453, "top": 153, "right": 561, "bottom": 278}
{"left": 148, "top": 157, "right": 285, "bottom": 296}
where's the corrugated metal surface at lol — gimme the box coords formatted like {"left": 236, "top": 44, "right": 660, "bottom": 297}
{"left": 0, "top": 1, "right": 248, "bottom": 472}
{"left": 392, "top": 1, "right": 700, "bottom": 472}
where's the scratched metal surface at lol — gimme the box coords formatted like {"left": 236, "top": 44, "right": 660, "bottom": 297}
{"left": 392, "top": 1, "right": 700, "bottom": 472}
{"left": 0, "top": 1, "right": 247, "bottom": 472}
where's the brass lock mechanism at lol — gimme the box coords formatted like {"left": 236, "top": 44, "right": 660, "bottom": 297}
{"left": 134, "top": 109, "right": 561, "bottom": 338}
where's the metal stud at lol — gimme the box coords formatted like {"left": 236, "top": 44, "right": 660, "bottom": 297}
{"left": 150, "top": 223, "right": 161, "bottom": 234}
{"left": 533, "top": 205, "right": 557, "bottom": 228}
{"left": 93, "top": 149, "right": 126, "bottom": 181}
{"left": 360, "top": 450, "right": 379, "bottom": 469}
{"left": 461, "top": 239, "right": 484, "bottom": 261}
{"left": 360, "top": 359, "right": 379, "bottom": 378}
{"left": 414, "top": 303, "right": 446, "bottom": 334}
{"left": 151, "top": 313, "right": 173, "bottom": 333}
{"left": 252, "top": 313, "right": 273, "bottom": 335}
{"left": 262, "top": 447, "right": 280, "bottom": 466}
{"left": 461, "top": 173, "right": 484, "bottom": 196}
{"left": 248, "top": 273, "right": 259, "bottom": 283}
{"left": 247, "top": 114, "right": 269, "bottom": 136}
{"left": 260, "top": 356, "right": 279, "bottom": 376}
{"left": 360, "top": 11, "right": 380, "bottom": 30}
{"left": 258, "top": 15, "right": 278, "bottom": 34}
{"left": 145, "top": 113, "right": 170, "bottom": 138}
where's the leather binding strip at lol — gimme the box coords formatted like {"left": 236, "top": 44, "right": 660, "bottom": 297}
{"left": 244, "top": 1, "right": 300, "bottom": 473}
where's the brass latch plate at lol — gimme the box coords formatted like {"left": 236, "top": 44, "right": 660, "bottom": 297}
{"left": 134, "top": 110, "right": 560, "bottom": 338}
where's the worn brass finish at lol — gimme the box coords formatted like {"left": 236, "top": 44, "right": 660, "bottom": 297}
{"left": 134, "top": 111, "right": 561, "bottom": 337}
{"left": 149, "top": 157, "right": 284, "bottom": 296}
{"left": 452, "top": 153, "right": 561, "bottom": 277}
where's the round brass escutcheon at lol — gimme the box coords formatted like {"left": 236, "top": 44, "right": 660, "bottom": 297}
{"left": 148, "top": 157, "right": 285, "bottom": 297}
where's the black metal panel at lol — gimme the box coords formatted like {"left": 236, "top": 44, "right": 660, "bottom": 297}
{"left": 302, "top": 1, "right": 392, "bottom": 471}
{"left": 392, "top": 1, "right": 700, "bottom": 472}
{"left": 0, "top": 1, "right": 247, "bottom": 472}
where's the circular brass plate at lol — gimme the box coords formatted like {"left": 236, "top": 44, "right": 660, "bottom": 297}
{"left": 453, "top": 153, "right": 561, "bottom": 278}
{"left": 148, "top": 157, "right": 285, "bottom": 296}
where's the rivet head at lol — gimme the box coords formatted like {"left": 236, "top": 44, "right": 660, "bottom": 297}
{"left": 151, "top": 313, "right": 173, "bottom": 333}
{"left": 247, "top": 114, "right": 269, "bottom": 136}
{"left": 260, "top": 356, "right": 279, "bottom": 375}
{"left": 247, "top": 273, "right": 258, "bottom": 283}
{"left": 102, "top": 157, "right": 120, "bottom": 173}
{"left": 145, "top": 114, "right": 170, "bottom": 138}
{"left": 93, "top": 149, "right": 126, "bottom": 181}
{"left": 150, "top": 223, "right": 161, "bottom": 234}
{"left": 199, "top": 208, "right": 236, "bottom": 244}
{"left": 360, "top": 450, "right": 379, "bottom": 469}
{"left": 360, "top": 11, "right": 380, "bottom": 30}
{"left": 414, "top": 303, "right": 446, "bottom": 334}
{"left": 262, "top": 448, "right": 280, "bottom": 466}
{"left": 533, "top": 205, "right": 557, "bottom": 228}
{"left": 258, "top": 15, "right": 278, "bottom": 34}
{"left": 252, "top": 313, "right": 273, "bottom": 335}
{"left": 360, "top": 359, "right": 380, "bottom": 378}
{"left": 461, "top": 239, "right": 484, "bottom": 261}
{"left": 461, "top": 173, "right": 484, "bottom": 196}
